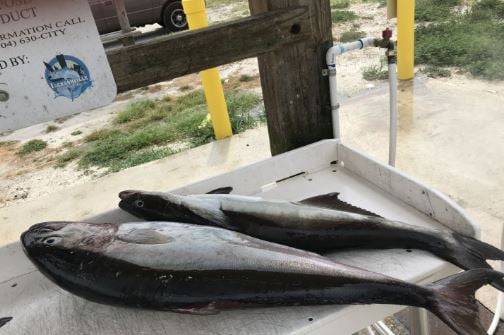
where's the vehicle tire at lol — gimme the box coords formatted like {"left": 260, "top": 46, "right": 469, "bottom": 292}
{"left": 162, "top": 1, "right": 188, "bottom": 32}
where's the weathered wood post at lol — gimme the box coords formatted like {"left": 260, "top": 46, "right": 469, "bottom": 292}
{"left": 113, "top": 0, "right": 135, "bottom": 46}
{"left": 249, "top": 0, "right": 334, "bottom": 155}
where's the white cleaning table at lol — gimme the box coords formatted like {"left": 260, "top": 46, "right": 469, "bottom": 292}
{"left": 0, "top": 140, "right": 477, "bottom": 335}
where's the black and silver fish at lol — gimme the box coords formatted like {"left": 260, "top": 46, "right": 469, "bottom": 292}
{"left": 21, "top": 221, "right": 502, "bottom": 335}
{"left": 118, "top": 189, "right": 504, "bottom": 289}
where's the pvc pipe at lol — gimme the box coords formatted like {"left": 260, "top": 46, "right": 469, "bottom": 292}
{"left": 327, "top": 38, "right": 377, "bottom": 139}
{"left": 182, "top": 0, "right": 233, "bottom": 140}
{"left": 326, "top": 38, "right": 377, "bottom": 65}
{"left": 388, "top": 62, "right": 398, "bottom": 167}
{"left": 328, "top": 65, "right": 340, "bottom": 138}
{"left": 397, "top": 0, "right": 415, "bottom": 80}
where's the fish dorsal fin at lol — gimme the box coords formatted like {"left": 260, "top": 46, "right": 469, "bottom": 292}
{"left": 299, "top": 193, "right": 382, "bottom": 218}
{"left": 117, "top": 229, "right": 173, "bottom": 245}
{"left": 206, "top": 187, "right": 233, "bottom": 195}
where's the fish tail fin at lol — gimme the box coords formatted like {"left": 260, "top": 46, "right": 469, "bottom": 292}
{"left": 426, "top": 269, "right": 502, "bottom": 335}
{"left": 452, "top": 233, "right": 504, "bottom": 290}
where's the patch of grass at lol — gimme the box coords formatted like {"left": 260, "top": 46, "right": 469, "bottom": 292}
{"left": 17, "top": 140, "right": 47, "bottom": 156}
{"left": 84, "top": 129, "right": 121, "bottom": 143}
{"left": 331, "top": 0, "right": 350, "bottom": 9}
{"left": 179, "top": 85, "right": 193, "bottom": 92}
{"left": 62, "top": 141, "right": 74, "bottom": 148}
{"left": 362, "top": 65, "right": 389, "bottom": 81}
{"left": 79, "top": 124, "right": 177, "bottom": 168}
{"left": 416, "top": 0, "right": 460, "bottom": 22}
{"left": 78, "top": 90, "right": 262, "bottom": 171}
{"left": 415, "top": 4, "right": 504, "bottom": 80}
{"left": 421, "top": 66, "right": 452, "bottom": 78}
{"left": 239, "top": 74, "right": 253, "bottom": 82}
{"left": 115, "top": 99, "right": 156, "bottom": 124}
{"left": 470, "top": 0, "right": 504, "bottom": 20}
{"left": 71, "top": 130, "right": 82, "bottom": 136}
{"left": 108, "top": 147, "right": 177, "bottom": 172}
{"left": 45, "top": 125, "right": 59, "bottom": 133}
{"left": 331, "top": 10, "right": 357, "bottom": 23}
{"left": 55, "top": 149, "right": 83, "bottom": 168}
{"left": 339, "top": 30, "right": 366, "bottom": 42}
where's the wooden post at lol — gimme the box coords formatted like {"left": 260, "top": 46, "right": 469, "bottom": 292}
{"left": 249, "top": 0, "right": 334, "bottom": 155}
{"left": 113, "top": 0, "right": 135, "bottom": 46}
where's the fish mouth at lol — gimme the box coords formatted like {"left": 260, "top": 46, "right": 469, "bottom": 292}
{"left": 20, "top": 222, "right": 68, "bottom": 248}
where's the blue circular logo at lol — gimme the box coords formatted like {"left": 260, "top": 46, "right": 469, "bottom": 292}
{"left": 44, "top": 54, "right": 92, "bottom": 101}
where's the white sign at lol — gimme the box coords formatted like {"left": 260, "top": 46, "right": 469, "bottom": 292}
{"left": 0, "top": 0, "right": 117, "bottom": 132}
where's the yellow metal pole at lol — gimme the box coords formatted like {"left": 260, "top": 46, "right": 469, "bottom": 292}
{"left": 182, "top": 0, "right": 233, "bottom": 139}
{"left": 397, "top": 0, "right": 415, "bottom": 80}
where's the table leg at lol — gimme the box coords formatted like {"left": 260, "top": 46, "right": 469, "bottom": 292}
{"left": 410, "top": 308, "right": 430, "bottom": 335}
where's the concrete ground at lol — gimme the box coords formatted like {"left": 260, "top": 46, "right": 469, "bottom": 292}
{"left": 1, "top": 73, "right": 504, "bottom": 331}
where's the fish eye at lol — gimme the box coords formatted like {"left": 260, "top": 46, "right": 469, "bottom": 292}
{"left": 43, "top": 236, "right": 61, "bottom": 245}
{"left": 134, "top": 200, "right": 145, "bottom": 208}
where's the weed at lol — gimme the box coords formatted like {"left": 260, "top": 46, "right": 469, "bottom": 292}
{"left": 331, "top": 10, "right": 357, "bottom": 23}
{"left": 421, "top": 66, "right": 451, "bottom": 78}
{"left": 415, "top": 0, "right": 460, "bottom": 22}
{"left": 339, "top": 30, "right": 365, "bottom": 42}
{"left": 362, "top": 65, "right": 389, "bottom": 81}
{"left": 330, "top": 0, "right": 350, "bottom": 9}
{"left": 108, "top": 147, "right": 177, "bottom": 172}
{"left": 84, "top": 129, "right": 121, "bottom": 143}
{"left": 179, "top": 85, "right": 193, "bottom": 92}
{"left": 239, "top": 74, "right": 253, "bottom": 82}
{"left": 470, "top": 0, "right": 504, "bottom": 20}
{"left": 115, "top": 99, "right": 156, "bottom": 124}
{"left": 45, "top": 125, "right": 59, "bottom": 133}
{"left": 78, "top": 89, "right": 262, "bottom": 171}
{"left": 79, "top": 124, "right": 176, "bottom": 168}
{"left": 55, "top": 149, "right": 83, "bottom": 168}
{"left": 415, "top": 8, "right": 504, "bottom": 80}
{"left": 17, "top": 140, "right": 47, "bottom": 156}
{"left": 71, "top": 130, "right": 82, "bottom": 136}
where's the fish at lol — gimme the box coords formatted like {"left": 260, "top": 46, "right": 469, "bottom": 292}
{"left": 118, "top": 189, "right": 504, "bottom": 290}
{"left": 21, "top": 221, "right": 503, "bottom": 335}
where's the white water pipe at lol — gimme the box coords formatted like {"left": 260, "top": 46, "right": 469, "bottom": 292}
{"left": 388, "top": 61, "right": 398, "bottom": 167}
{"left": 326, "top": 37, "right": 398, "bottom": 167}
{"left": 326, "top": 38, "right": 377, "bottom": 139}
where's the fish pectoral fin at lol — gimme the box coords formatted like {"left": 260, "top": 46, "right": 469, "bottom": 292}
{"left": 170, "top": 302, "right": 220, "bottom": 315}
{"left": 206, "top": 187, "right": 233, "bottom": 195}
{"left": 299, "top": 193, "right": 382, "bottom": 217}
{"left": 117, "top": 229, "right": 174, "bottom": 245}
